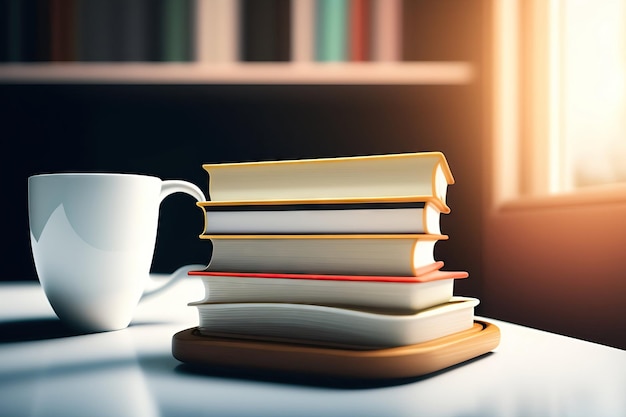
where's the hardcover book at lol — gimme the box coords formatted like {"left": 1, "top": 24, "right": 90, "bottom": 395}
{"left": 202, "top": 234, "right": 447, "bottom": 276}
{"left": 202, "top": 152, "right": 454, "bottom": 213}
{"left": 193, "top": 297, "right": 480, "bottom": 348}
{"left": 189, "top": 263, "right": 468, "bottom": 311}
{"left": 240, "top": 0, "right": 290, "bottom": 62}
{"left": 315, "top": 0, "right": 348, "bottom": 61}
{"left": 198, "top": 201, "right": 443, "bottom": 235}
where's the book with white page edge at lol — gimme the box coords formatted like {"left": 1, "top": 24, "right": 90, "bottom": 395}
{"left": 188, "top": 264, "right": 468, "bottom": 311}
{"left": 202, "top": 234, "right": 447, "bottom": 276}
{"left": 198, "top": 200, "right": 443, "bottom": 235}
{"left": 192, "top": 297, "right": 479, "bottom": 348}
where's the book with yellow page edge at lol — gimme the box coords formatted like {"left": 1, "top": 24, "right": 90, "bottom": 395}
{"left": 188, "top": 262, "right": 468, "bottom": 311}
{"left": 201, "top": 233, "right": 447, "bottom": 276}
{"left": 201, "top": 152, "right": 454, "bottom": 213}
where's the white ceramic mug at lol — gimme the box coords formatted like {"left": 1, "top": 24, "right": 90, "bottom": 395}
{"left": 28, "top": 173, "right": 206, "bottom": 332}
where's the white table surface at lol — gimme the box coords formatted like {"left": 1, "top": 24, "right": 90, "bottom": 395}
{"left": 0, "top": 276, "right": 624, "bottom": 417}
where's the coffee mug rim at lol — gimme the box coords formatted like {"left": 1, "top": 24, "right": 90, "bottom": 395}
{"left": 29, "top": 172, "right": 160, "bottom": 180}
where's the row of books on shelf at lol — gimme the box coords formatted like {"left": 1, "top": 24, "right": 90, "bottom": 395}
{"left": 173, "top": 152, "right": 499, "bottom": 377}
{"left": 0, "top": 0, "right": 403, "bottom": 63}
{"left": 0, "top": 0, "right": 194, "bottom": 62}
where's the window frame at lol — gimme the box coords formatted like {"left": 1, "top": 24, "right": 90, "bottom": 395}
{"left": 490, "top": 0, "right": 626, "bottom": 211}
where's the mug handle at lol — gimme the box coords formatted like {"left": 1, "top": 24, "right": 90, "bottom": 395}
{"left": 141, "top": 180, "right": 207, "bottom": 300}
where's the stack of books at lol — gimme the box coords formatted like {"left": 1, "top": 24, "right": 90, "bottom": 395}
{"left": 173, "top": 152, "right": 500, "bottom": 379}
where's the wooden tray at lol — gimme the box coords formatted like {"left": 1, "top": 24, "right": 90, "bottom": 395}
{"left": 172, "top": 320, "right": 500, "bottom": 379}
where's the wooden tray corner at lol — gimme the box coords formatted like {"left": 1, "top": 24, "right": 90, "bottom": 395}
{"left": 172, "top": 320, "right": 500, "bottom": 380}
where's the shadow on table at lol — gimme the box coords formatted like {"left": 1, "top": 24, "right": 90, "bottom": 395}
{"left": 0, "top": 319, "right": 180, "bottom": 344}
{"left": 170, "top": 352, "right": 494, "bottom": 389}
{"left": 0, "top": 318, "right": 87, "bottom": 343}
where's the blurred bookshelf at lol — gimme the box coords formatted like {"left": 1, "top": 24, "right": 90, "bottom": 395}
{"left": 0, "top": 0, "right": 475, "bottom": 85}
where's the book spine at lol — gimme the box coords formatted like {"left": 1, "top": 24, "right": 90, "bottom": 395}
{"left": 7, "top": 0, "right": 22, "bottom": 62}
{"left": 349, "top": 0, "right": 369, "bottom": 61}
{"left": 291, "top": 0, "right": 314, "bottom": 62}
{"left": 114, "top": 0, "right": 154, "bottom": 62}
{"left": 221, "top": 0, "right": 240, "bottom": 62}
{"left": 370, "top": 0, "right": 401, "bottom": 61}
{"left": 315, "top": 0, "right": 348, "bottom": 62}
{"left": 35, "top": 0, "right": 51, "bottom": 62}
{"left": 240, "top": 0, "right": 291, "bottom": 62}
{"left": 50, "top": 0, "right": 76, "bottom": 62}
{"left": 5, "top": 0, "right": 21, "bottom": 62}
{"left": 15, "top": 0, "right": 50, "bottom": 62}
{"left": 195, "top": 0, "right": 215, "bottom": 62}
{"left": 0, "top": 0, "right": 11, "bottom": 62}
{"left": 108, "top": 0, "right": 125, "bottom": 61}
{"left": 199, "top": 0, "right": 239, "bottom": 63}
{"left": 274, "top": 0, "right": 291, "bottom": 61}
{"left": 145, "top": 0, "right": 161, "bottom": 61}
{"left": 160, "top": 0, "right": 193, "bottom": 62}
{"left": 2, "top": 0, "right": 53, "bottom": 62}
{"left": 240, "top": 0, "right": 265, "bottom": 61}
{"left": 76, "top": 0, "right": 116, "bottom": 61}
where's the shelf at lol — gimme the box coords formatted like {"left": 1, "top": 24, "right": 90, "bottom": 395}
{"left": 0, "top": 62, "right": 473, "bottom": 85}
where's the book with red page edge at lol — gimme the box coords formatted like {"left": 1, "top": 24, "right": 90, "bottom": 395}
{"left": 188, "top": 261, "right": 469, "bottom": 283}
{"left": 187, "top": 262, "right": 468, "bottom": 311}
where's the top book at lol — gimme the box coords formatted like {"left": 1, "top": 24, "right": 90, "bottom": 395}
{"left": 202, "top": 152, "right": 455, "bottom": 213}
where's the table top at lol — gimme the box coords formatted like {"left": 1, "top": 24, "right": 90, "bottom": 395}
{"left": 1, "top": 276, "right": 625, "bottom": 417}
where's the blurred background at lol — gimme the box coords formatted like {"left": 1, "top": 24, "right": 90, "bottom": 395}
{"left": 1, "top": 0, "right": 624, "bottom": 349}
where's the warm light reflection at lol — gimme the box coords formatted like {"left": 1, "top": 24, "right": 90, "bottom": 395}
{"left": 495, "top": 0, "right": 626, "bottom": 202}
{"left": 562, "top": 0, "right": 626, "bottom": 189}
{"left": 548, "top": 0, "right": 562, "bottom": 193}
{"left": 492, "top": 0, "right": 519, "bottom": 203}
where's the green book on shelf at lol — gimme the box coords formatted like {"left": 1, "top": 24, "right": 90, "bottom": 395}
{"left": 160, "top": 0, "right": 193, "bottom": 62}
{"left": 315, "top": 0, "right": 348, "bottom": 62}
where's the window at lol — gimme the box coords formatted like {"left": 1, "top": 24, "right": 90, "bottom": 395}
{"left": 561, "top": 0, "right": 626, "bottom": 189}
{"left": 493, "top": 0, "right": 626, "bottom": 205}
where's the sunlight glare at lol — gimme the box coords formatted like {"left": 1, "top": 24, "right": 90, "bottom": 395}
{"left": 562, "top": 0, "right": 626, "bottom": 188}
